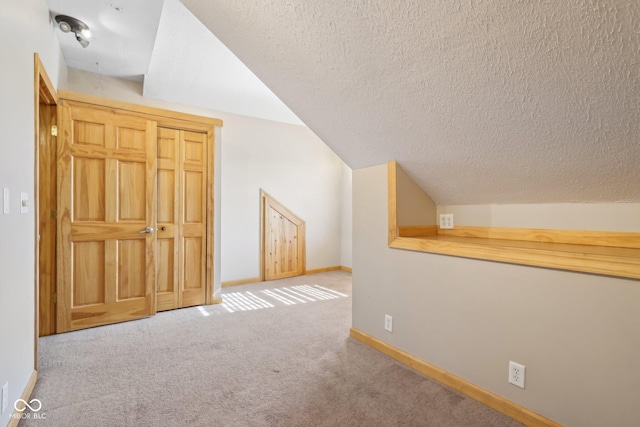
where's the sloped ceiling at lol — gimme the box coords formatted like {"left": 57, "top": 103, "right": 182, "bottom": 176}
{"left": 144, "top": 0, "right": 302, "bottom": 124}
{"left": 182, "top": 0, "right": 640, "bottom": 205}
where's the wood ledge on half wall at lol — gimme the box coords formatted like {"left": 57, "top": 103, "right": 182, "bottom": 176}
{"left": 387, "top": 161, "right": 640, "bottom": 280}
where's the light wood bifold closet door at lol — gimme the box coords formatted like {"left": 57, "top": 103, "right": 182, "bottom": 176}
{"left": 54, "top": 95, "right": 217, "bottom": 333}
{"left": 157, "top": 127, "right": 208, "bottom": 311}
{"left": 56, "top": 102, "right": 157, "bottom": 332}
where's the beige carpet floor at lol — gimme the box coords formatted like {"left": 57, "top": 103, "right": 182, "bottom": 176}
{"left": 22, "top": 271, "right": 522, "bottom": 426}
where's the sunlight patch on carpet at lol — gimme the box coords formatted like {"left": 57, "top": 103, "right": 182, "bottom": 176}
{"left": 215, "top": 284, "right": 349, "bottom": 314}
{"left": 197, "top": 306, "right": 211, "bottom": 317}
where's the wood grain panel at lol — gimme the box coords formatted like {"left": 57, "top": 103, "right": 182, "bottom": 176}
{"left": 57, "top": 103, "right": 73, "bottom": 332}
{"left": 72, "top": 241, "right": 105, "bottom": 306}
{"left": 305, "top": 266, "right": 342, "bottom": 275}
{"left": 387, "top": 161, "right": 398, "bottom": 244}
{"left": 183, "top": 131, "right": 205, "bottom": 162}
{"left": 119, "top": 161, "right": 146, "bottom": 221}
{"left": 183, "top": 237, "right": 203, "bottom": 289}
{"left": 74, "top": 121, "right": 105, "bottom": 147}
{"left": 157, "top": 127, "right": 208, "bottom": 309}
{"left": 70, "top": 298, "right": 150, "bottom": 330}
{"left": 157, "top": 239, "right": 175, "bottom": 293}
{"left": 105, "top": 159, "right": 117, "bottom": 223}
{"left": 283, "top": 215, "right": 298, "bottom": 274}
{"left": 71, "top": 223, "right": 154, "bottom": 241}
{"left": 398, "top": 225, "right": 438, "bottom": 237}
{"left": 184, "top": 171, "right": 203, "bottom": 223}
{"left": 105, "top": 240, "right": 117, "bottom": 304}
{"left": 38, "top": 101, "right": 57, "bottom": 336}
{"left": 221, "top": 277, "right": 262, "bottom": 288}
{"left": 70, "top": 145, "right": 147, "bottom": 162}
{"left": 438, "top": 225, "right": 640, "bottom": 249}
{"left": 262, "top": 191, "right": 305, "bottom": 281}
{"left": 183, "top": 130, "right": 206, "bottom": 141}
{"left": 157, "top": 129, "right": 177, "bottom": 160}
{"left": 60, "top": 90, "right": 224, "bottom": 128}
{"left": 184, "top": 141, "right": 203, "bottom": 164}
{"left": 73, "top": 157, "right": 105, "bottom": 221}
{"left": 179, "top": 130, "right": 207, "bottom": 307}
{"left": 205, "top": 129, "right": 214, "bottom": 305}
{"left": 156, "top": 127, "right": 181, "bottom": 311}
{"left": 117, "top": 127, "right": 146, "bottom": 151}
{"left": 157, "top": 170, "right": 175, "bottom": 223}
{"left": 143, "top": 120, "right": 158, "bottom": 317}
{"left": 58, "top": 102, "right": 156, "bottom": 332}
{"left": 390, "top": 236, "right": 640, "bottom": 280}
{"left": 118, "top": 239, "right": 146, "bottom": 299}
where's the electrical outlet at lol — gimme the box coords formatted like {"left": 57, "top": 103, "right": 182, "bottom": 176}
{"left": 384, "top": 314, "right": 393, "bottom": 332}
{"left": 439, "top": 214, "right": 454, "bottom": 229}
{"left": 1, "top": 381, "right": 8, "bottom": 414}
{"left": 508, "top": 361, "right": 525, "bottom": 389}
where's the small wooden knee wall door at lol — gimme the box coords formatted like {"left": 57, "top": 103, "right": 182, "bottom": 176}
{"left": 55, "top": 97, "right": 218, "bottom": 333}
{"left": 261, "top": 191, "right": 306, "bottom": 281}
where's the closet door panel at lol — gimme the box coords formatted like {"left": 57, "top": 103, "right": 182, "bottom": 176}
{"left": 156, "top": 127, "right": 180, "bottom": 311}
{"left": 57, "top": 103, "right": 157, "bottom": 332}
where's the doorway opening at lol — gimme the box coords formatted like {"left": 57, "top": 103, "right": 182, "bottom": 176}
{"left": 35, "top": 54, "right": 58, "bottom": 348}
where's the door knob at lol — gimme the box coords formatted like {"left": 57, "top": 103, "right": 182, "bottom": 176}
{"left": 138, "top": 226, "right": 154, "bottom": 234}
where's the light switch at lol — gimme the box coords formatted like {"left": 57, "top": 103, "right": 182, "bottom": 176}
{"left": 3, "top": 188, "right": 8, "bottom": 214}
{"left": 20, "top": 192, "right": 29, "bottom": 214}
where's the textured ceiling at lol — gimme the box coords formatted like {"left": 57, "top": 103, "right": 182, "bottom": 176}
{"left": 183, "top": 0, "right": 640, "bottom": 204}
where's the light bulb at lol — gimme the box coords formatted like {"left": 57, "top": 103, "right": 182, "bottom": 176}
{"left": 80, "top": 28, "right": 92, "bottom": 39}
{"left": 76, "top": 36, "right": 90, "bottom": 48}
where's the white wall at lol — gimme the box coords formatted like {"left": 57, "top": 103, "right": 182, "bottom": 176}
{"left": 437, "top": 203, "right": 640, "bottom": 232}
{"left": 0, "top": 2, "right": 65, "bottom": 426}
{"left": 396, "top": 164, "right": 436, "bottom": 226}
{"left": 219, "top": 112, "right": 344, "bottom": 279}
{"left": 340, "top": 163, "right": 352, "bottom": 269}
{"left": 64, "top": 68, "right": 347, "bottom": 283}
{"left": 353, "top": 164, "right": 640, "bottom": 427}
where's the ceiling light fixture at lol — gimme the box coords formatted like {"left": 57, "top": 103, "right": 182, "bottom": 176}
{"left": 54, "top": 15, "right": 92, "bottom": 48}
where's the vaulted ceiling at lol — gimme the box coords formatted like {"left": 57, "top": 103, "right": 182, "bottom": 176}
{"left": 182, "top": 0, "right": 640, "bottom": 205}
{"left": 47, "top": 0, "right": 302, "bottom": 124}
{"left": 48, "top": 0, "right": 639, "bottom": 205}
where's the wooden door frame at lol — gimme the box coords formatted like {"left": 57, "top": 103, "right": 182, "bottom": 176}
{"left": 34, "top": 53, "right": 58, "bottom": 366}
{"left": 259, "top": 189, "right": 306, "bottom": 281}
